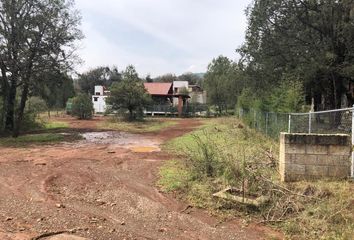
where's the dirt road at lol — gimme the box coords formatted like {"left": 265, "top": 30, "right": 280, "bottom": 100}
{"left": 0, "top": 117, "right": 280, "bottom": 240}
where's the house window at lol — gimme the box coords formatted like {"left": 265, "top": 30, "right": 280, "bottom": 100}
{"left": 94, "top": 97, "right": 98, "bottom": 102}
{"left": 95, "top": 92, "right": 101, "bottom": 95}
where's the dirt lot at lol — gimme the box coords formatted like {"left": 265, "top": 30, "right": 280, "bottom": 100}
{"left": 0, "top": 117, "right": 281, "bottom": 240}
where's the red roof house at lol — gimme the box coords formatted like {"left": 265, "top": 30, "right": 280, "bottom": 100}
{"left": 143, "top": 83, "right": 173, "bottom": 96}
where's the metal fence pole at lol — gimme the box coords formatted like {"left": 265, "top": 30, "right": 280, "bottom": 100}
{"left": 308, "top": 111, "right": 312, "bottom": 134}
{"left": 288, "top": 114, "right": 291, "bottom": 133}
{"left": 351, "top": 105, "right": 354, "bottom": 178}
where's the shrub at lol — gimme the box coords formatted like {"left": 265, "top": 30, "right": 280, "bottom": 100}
{"left": 71, "top": 94, "right": 94, "bottom": 119}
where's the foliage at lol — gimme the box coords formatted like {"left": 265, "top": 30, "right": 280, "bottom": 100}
{"left": 154, "top": 73, "right": 177, "bottom": 83}
{"left": 0, "top": 133, "right": 64, "bottom": 146}
{"left": 0, "top": 0, "right": 82, "bottom": 136}
{"left": 71, "top": 94, "right": 94, "bottom": 120}
{"left": 204, "top": 56, "right": 243, "bottom": 113}
{"left": 238, "top": 0, "right": 354, "bottom": 110}
{"left": 268, "top": 80, "right": 305, "bottom": 113}
{"left": 78, "top": 66, "right": 122, "bottom": 94}
{"left": 177, "top": 72, "right": 203, "bottom": 85}
{"left": 106, "top": 65, "right": 151, "bottom": 121}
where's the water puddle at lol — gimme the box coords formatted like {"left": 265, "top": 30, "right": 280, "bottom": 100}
{"left": 81, "top": 132, "right": 161, "bottom": 152}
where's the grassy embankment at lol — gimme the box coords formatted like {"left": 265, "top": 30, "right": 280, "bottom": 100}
{"left": 0, "top": 119, "right": 76, "bottom": 146}
{"left": 159, "top": 118, "right": 354, "bottom": 240}
{"left": 98, "top": 117, "right": 178, "bottom": 133}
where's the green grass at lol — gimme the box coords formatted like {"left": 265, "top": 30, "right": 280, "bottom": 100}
{"left": 158, "top": 160, "right": 191, "bottom": 192}
{"left": 0, "top": 133, "right": 65, "bottom": 146}
{"left": 159, "top": 117, "right": 354, "bottom": 240}
{"left": 99, "top": 117, "right": 178, "bottom": 133}
{"left": 44, "top": 121, "right": 69, "bottom": 129}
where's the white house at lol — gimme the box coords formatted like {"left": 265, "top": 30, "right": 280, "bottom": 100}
{"left": 92, "top": 86, "right": 109, "bottom": 113}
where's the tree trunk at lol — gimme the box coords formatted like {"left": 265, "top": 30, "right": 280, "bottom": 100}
{"left": 13, "top": 82, "right": 29, "bottom": 137}
{"left": 5, "top": 81, "right": 17, "bottom": 131}
{"left": 0, "top": 69, "right": 9, "bottom": 132}
{"left": 128, "top": 108, "right": 133, "bottom": 121}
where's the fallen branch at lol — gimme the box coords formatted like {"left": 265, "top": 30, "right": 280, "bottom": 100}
{"left": 31, "top": 231, "right": 70, "bottom": 240}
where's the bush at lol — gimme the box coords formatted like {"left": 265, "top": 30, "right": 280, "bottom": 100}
{"left": 71, "top": 94, "right": 93, "bottom": 119}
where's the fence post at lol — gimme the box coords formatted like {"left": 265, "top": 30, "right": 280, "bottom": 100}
{"left": 254, "top": 110, "right": 256, "bottom": 129}
{"left": 308, "top": 111, "right": 312, "bottom": 134}
{"left": 351, "top": 105, "right": 354, "bottom": 178}
{"left": 288, "top": 114, "right": 291, "bottom": 133}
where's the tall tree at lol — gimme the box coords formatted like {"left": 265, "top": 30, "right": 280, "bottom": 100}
{"left": 78, "top": 66, "right": 122, "bottom": 94}
{"left": 205, "top": 56, "right": 242, "bottom": 113}
{"left": 239, "top": 0, "right": 354, "bottom": 110}
{"left": 0, "top": 0, "right": 82, "bottom": 136}
{"left": 106, "top": 65, "right": 151, "bottom": 121}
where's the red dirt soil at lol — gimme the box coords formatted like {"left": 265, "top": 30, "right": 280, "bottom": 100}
{"left": 0, "top": 117, "right": 282, "bottom": 240}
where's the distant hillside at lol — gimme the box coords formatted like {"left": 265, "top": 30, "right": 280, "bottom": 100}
{"left": 193, "top": 73, "right": 205, "bottom": 78}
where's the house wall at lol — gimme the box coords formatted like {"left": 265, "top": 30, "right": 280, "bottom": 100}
{"left": 94, "top": 86, "right": 104, "bottom": 96}
{"left": 279, "top": 133, "right": 351, "bottom": 182}
{"left": 190, "top": 92, "right": 207, "bottom": 104}
{"left": 92, "top": 95, "right": 107, "bottom": 113}
{"left": 172, "top": 81, "right": 188, "bottom": 106}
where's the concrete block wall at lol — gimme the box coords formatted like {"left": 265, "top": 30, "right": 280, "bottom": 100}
{"left": 279, "top": 133, "right": 351, "bottom": 182}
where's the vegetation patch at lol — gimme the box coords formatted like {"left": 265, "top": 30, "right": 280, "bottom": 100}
{"left": 45, "top": 121, "right": 69, "bottom": 129}
{"left": 99, "top": 118, "right": 177, "bottom": 133}
{"left": 159, "top": 117, "right": 354, "bottom": 239}
{"left": 0, "top": 133, "right": 81, "bottom": 146}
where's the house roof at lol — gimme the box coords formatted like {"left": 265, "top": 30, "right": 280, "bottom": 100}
{"left": 144, "top": 83, "right": 172, "bottom": 95}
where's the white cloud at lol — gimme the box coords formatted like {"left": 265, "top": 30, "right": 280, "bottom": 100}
{"left": 75, "top": 0, "right": 251, "bottom": 76}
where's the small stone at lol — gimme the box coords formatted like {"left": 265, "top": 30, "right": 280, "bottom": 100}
{"left": 158, "top": 228, "right": 167, "bottom": 233}
{"left": 5, "top": 217, "right": 13, "bottom": 221}
{"left": 35, "top": 162, "right": 47, "bottom": 166}
{"left": 109, "top": 228, "right": 116, "bottom": 233}
{"left": 107, "top": 151, "right": 116, "bottom": 154}
{"left": 19, "top": 227, "right": 25, "bottom": 231}
{"left": 110, "top": 203, "right": 116, "bottom": 207}
{"left": 55, "top": 203, "right": 65, "bottom": 208}
{"left": 36, "top": 217, "right": 43, "bottom": 222}
{"left": 120, "top": 221, "right": 125, "bottom": 225}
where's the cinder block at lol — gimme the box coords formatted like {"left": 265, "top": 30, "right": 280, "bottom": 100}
{"left": 305, "top": 165, "right": 328, "bottom": 176}
{"left": 306, "top": 145, "right": 328, "bottom": 155}
{"left": 318, "top": 155, "right": 351, "bottom": 166}
{"left": 328, "top": 166, "right": 350, "bottom": 177}
{"left": 328, "top": 145, "right": 351, "bottom": 156}
{"left": 292, "top": 154, "right": 318, "bottom": 165}
{"left": 285, "top": 144, "right": 306, "bottom": 154}
{"left": 286, "top": 164, "right": 306, "bottom": 175}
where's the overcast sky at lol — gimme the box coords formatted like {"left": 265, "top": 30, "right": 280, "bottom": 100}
{"left": 75, "top": 0, "right": 251, "bottom": 77}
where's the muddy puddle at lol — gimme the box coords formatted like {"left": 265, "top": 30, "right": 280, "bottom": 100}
{"left": 80, "top": 131, "right": 161, "bottom": 152}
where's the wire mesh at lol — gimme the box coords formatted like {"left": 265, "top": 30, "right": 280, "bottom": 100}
{"left": 290, "top": 109, "right": 353, "bottom": 134}
{"left": 236, "top": 107, "right": 354, "bottom": 139}
{"left": 236, "top": 108, "right": 289, "bottom": 139}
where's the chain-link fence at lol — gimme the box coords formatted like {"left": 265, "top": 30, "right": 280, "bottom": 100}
{"left": 236, "top": 107, "right": 354, "bottom": 138}
{"left": 236, "top": 106, "right": 354, "bottom": 178}
{"left": 290, "top": 108, "right": 353, "bottom": 134}
{"left": 235, "top": 108, "right": 289, "bottom": 139}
